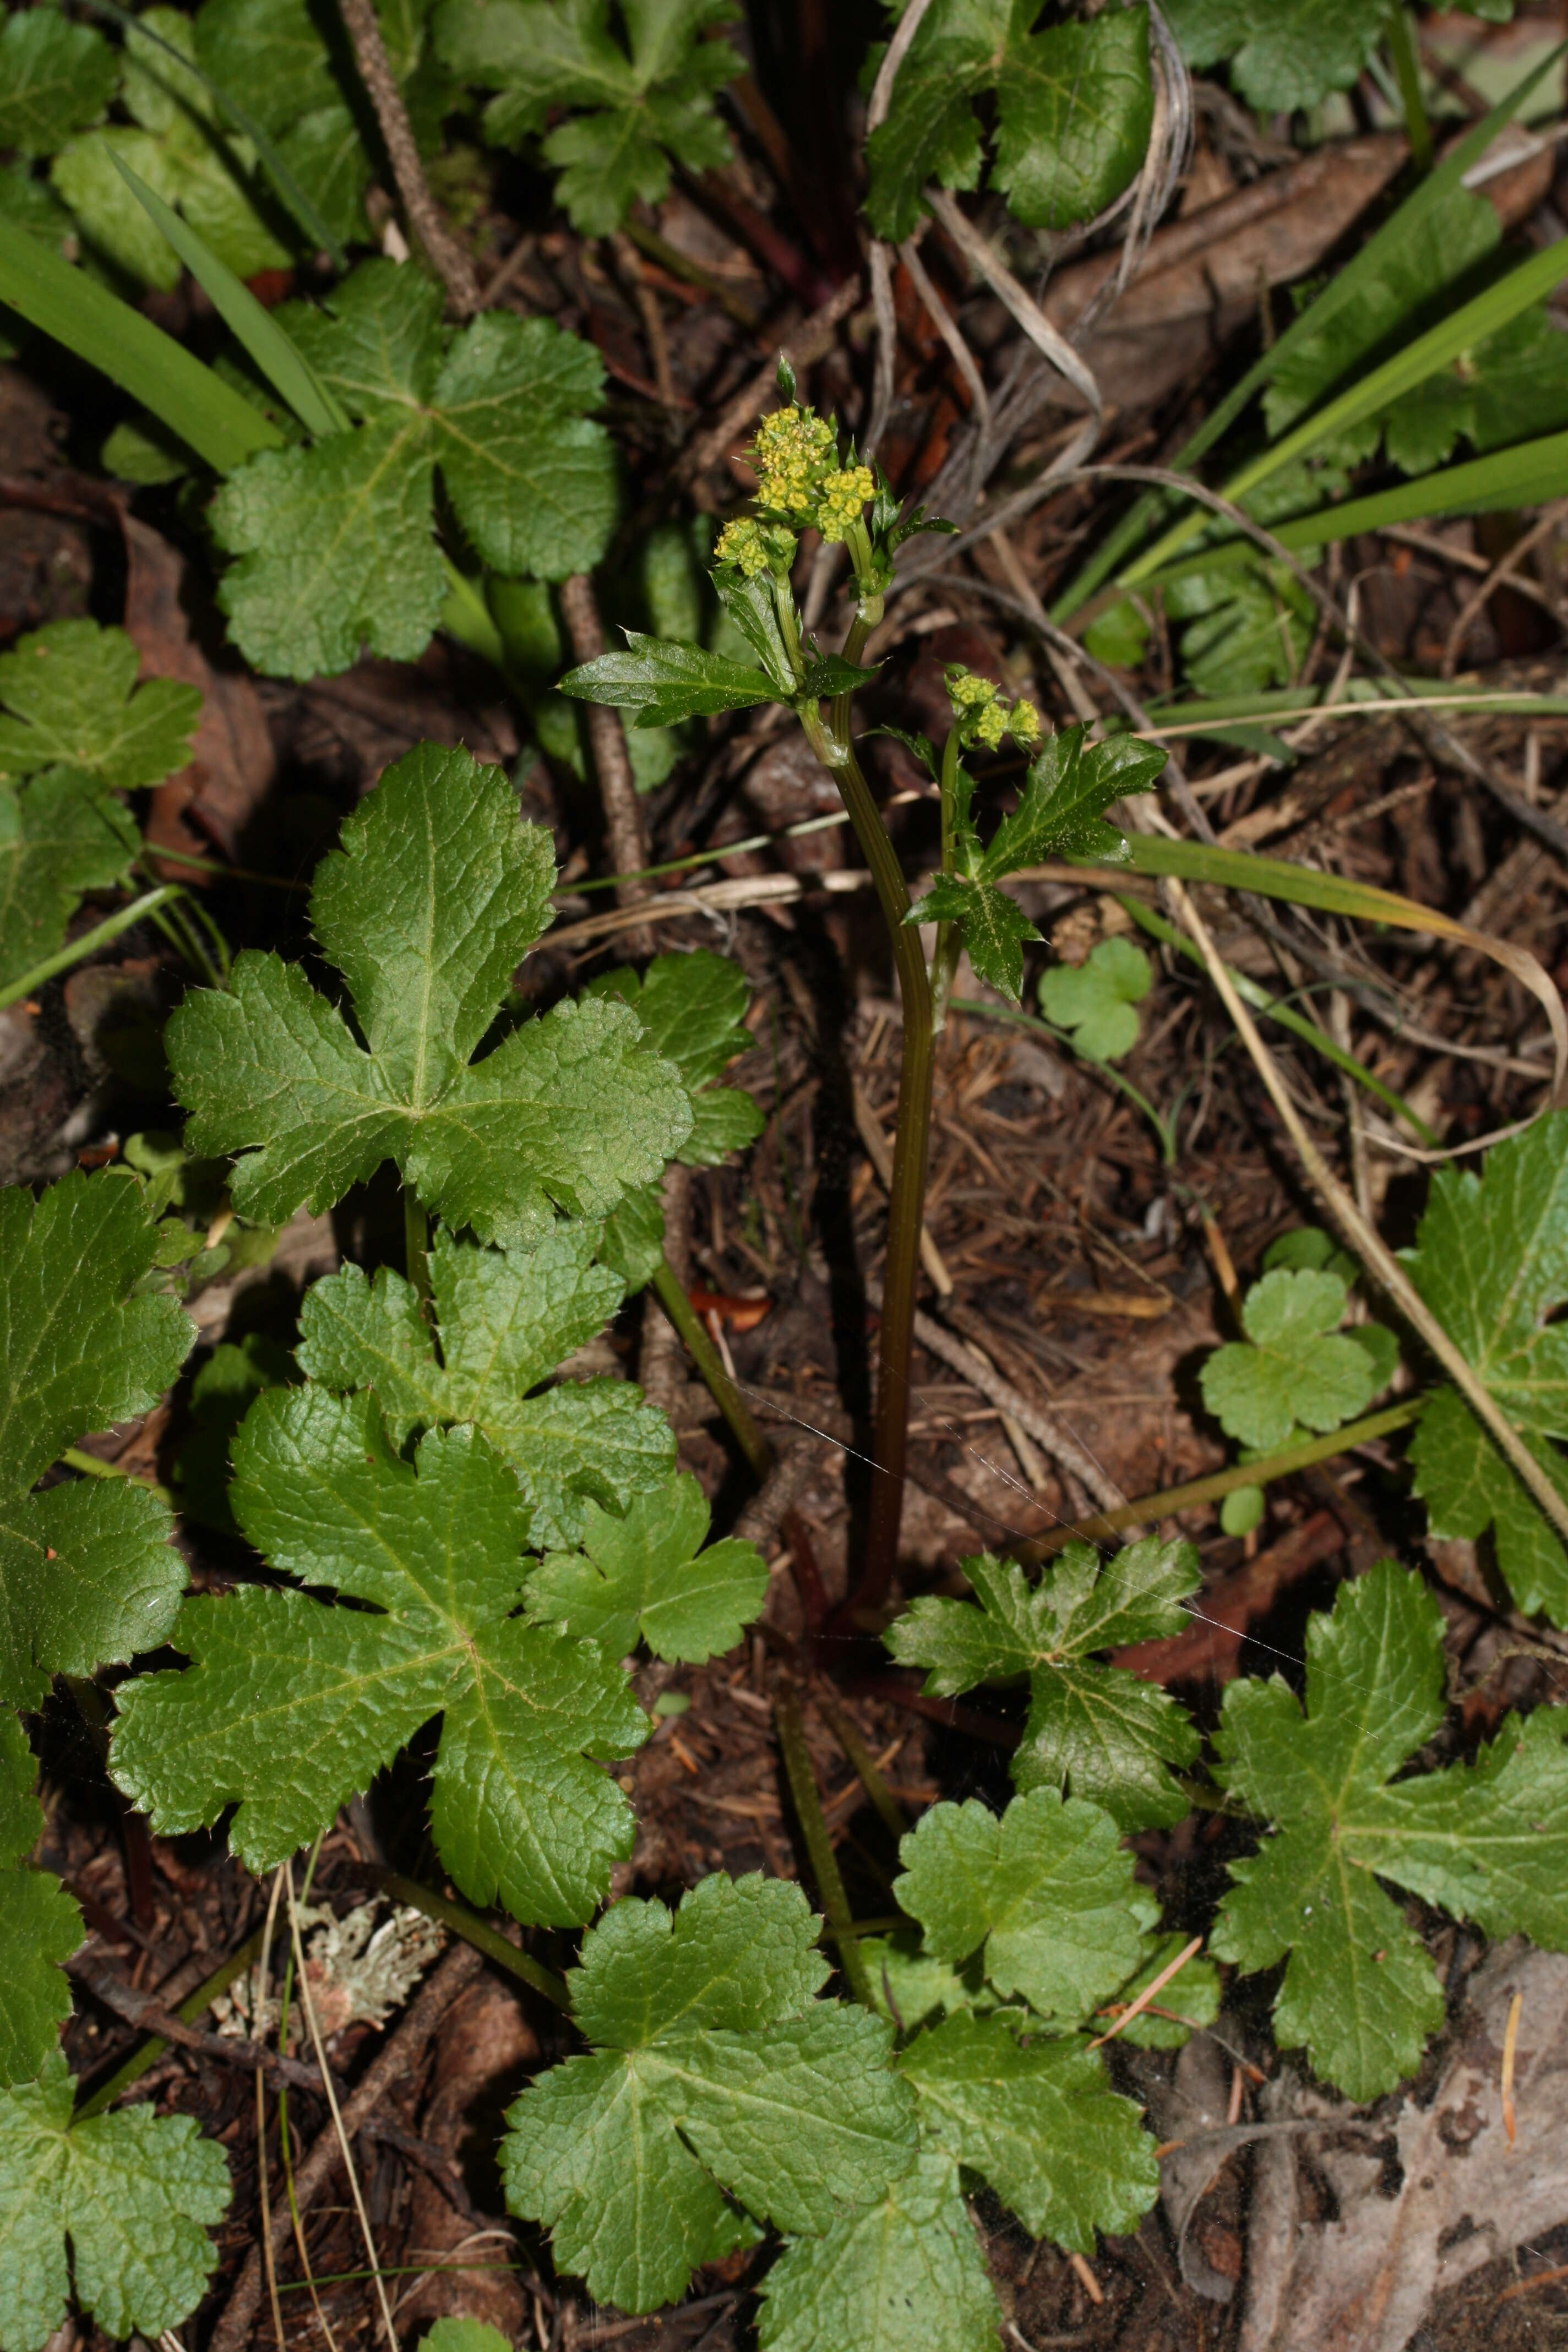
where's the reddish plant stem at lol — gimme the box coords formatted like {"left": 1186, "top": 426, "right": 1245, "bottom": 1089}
{"left": 804, "top": 652, "right": 934, "bottom": 1620}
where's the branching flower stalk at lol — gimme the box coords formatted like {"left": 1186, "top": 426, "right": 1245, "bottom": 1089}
{"left": 563, "top": 364, "right": 1162, "bottom": 1616}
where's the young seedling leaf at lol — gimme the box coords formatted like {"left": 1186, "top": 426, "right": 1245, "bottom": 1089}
{"left": 886, "top": 1542, "right": 1202, "bottom": 1831}
{"left": 1163, "top": 0, "right": 1387, "bottom": 113}
{"left": 1407, "top": 1113, "right": 1568, "bottom": 1623}
{"left": 0, "top": 1172, "right": 193, "bottom": 1711}
{"left": 0, "top": 1716, "right": 83, "bottom": 2089}
{"left": 418, "top": 2326, "right": 515, "bottom": 2352}
{"left": 756, "top": 2150, "right": 999, "bottom": 2352}
{"left": 1212, "top": 1558, "right": 1568, "bottom": 2099}
{"left": 1039, "top": 937, "right": 1152, "bottom": 1063}
{"left": 900, "top": 2012, "right": 1159, "bottom": 2252}
{"left": 0, "top": 619, "right": 203, "bottom": 790}
{"left": 435, "top": 0, "right": 742, "bottom": 236}
{"left": 111, "top": 1387, "right": 650, "bottom": 1920}
{"left": 1201, "top": 1267, "right": 1382, "bottom": 1454}
{"left": 527, "top": 1468, "right": 767, "bottom": 1662}
{"left": 0, "top": 767, "right": 142, "bottom": 995}
{"left": 212, "top": 261, "right": 618, "bottom": 677}
{"left": 0, "top": 9, "right": 119, "bottom": 156}
{"left": 167, "top": 742, "right": 693, "bottom": 1246}
{"left": 501, "top": 1874, "right": 919, "bottom": 2312}
{"left": 865, "top": 0, "right": 1153, "bottom": 242}
{"left": 298, "top": 1221, "right": 672, "bottom": 1551}
{"left": 894, "top": 1787, "right": 1158, "bottom": 2021}
{"left": 561, "top": 633, "right": 785, "bottom": 726}
{"left": 0, "top": 2050, "right": 231, "bottom": 2352}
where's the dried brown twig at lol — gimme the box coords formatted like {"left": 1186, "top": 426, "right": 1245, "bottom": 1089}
{"left": 336, "top": 0, "right": 479, "bottom": 313}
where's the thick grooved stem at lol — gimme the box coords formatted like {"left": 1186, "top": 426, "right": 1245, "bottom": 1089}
{"left": 808, "top": 646, "right": 934, "bottom": 1614}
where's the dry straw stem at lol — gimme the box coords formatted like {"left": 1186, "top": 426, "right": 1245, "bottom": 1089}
{"left": 1167, "top": 873, "right": 1568, "bottom": 1557}
{"left": 861, "top": 1270, "right": 1132, "bottom": 1521}
{"left": 335, "top": 0, "right": 479, "bottom": 313}
{"left": 286, "top": 1864, "right": 398, "bottom": 2352}
{"left": 210, "top": 1940, "right": 486, "bottom": 2352}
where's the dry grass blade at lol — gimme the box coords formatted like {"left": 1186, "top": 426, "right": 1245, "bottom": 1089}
{"left": 286, "top": 1866, "right": 399, "bottom": 2352}
{"left": 1167, "top": 874, "right": 1568, "bottom": 1558}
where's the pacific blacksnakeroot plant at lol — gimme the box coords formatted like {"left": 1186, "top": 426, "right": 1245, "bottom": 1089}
{"left": 563, "top": 369, "right": 1168, "bottom": 1604}
{"left": 0, "top": 362, "right": 1565, "bottom": 2349}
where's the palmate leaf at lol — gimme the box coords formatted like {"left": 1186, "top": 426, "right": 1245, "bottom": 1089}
{"left": 894, "top": 1788, "right": 1158, "bottom": 2021}
{"left": 910, "top": 872, "right": 1039, "bottom": 1003}
{"left": 167, "top": 741, "right": 692, "bottom": 1248}
{"left": 0, "top": 9, "right": 119, "bottom": 156}
{"left": 111, "top": 1387, "right": 651, "bottom": 1921}
{"left": 584, "top": 951, "right": 765, "bottom": 1167}
{"left": 0, "top": 2051, "right": 230, "bottom": 2352}
{"left": 756, "top": 2151, "right": 998, "bottom": 2352}
{"left": 211, "top": 262, "right": 619, "bottom": 678}
{"left": 865, "top": 0, "right": 1154, "bottom": 243}
{"left": 587, "top": 949, "right": 766, "bottom": 1289}
{"left": 886, "top": 1543, "right": 1202, "bottom": 1830}
{"left": 0, "top": 1716, "right": 82, "bottom": 2090}
{"left": 501, "top": 1874, "right": 919, "bottom": 2313}
{"left": 527, "top": 1469, "right": 767, "bottom": 1662}
{"left": 1201, "top": 1267, "right": 1382, "bottom": 1454}
{"left": 1163, "top": 0, "right": 1387, "bottom": 113}
{"left": 1405, "top": 1112, "right": 1568, "bottom": 1623}
{"left": 900, "top": 2012, "right": 1159, "bottom": 2254}
{"left": 198, "top": 0, "right": 448, "bottom": 248}
{"left": 0, "top": 619, "right": 202, "bottom": 790}
{"left": 52, "top": 7, "right": 293, "bottom": 290}
{"left": 1212, "top": 1559, "right": 1568, "bottom": 2099}
{"left": 298, "top": 1221, "right": 673, "bottom": 1551}
{"left": 0, "top": 1172, "right": 193, "bottom": 1712}
{"left": 436, "top": 0, "right": 741, "bottom": 236}
{"left": 0, "top": 768, "right": 141, "bottom": 995}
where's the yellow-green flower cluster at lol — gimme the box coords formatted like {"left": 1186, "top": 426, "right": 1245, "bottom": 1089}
{"left": 715, "top": 516, "right": 798, "bottom": 580}
{"left": 750, "top": 405, "right": 836, "bottom": 520}
{"left": 946, "top": 667, "right": 1041, "bottom": 749}
{"left": 816, "top": 465, "right": 875, "bottom": 545}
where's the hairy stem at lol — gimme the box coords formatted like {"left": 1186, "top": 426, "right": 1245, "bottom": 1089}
{"left": 774, "top": 1691, "right": 875, "bottom": 2007}
{"left": 651, "top": 1256, "right": 774, "bottom": 1480}
{"left": 335, "top": 0, "right": 479, "bottom": 312}
{"left": 804, "top": 666, "right": 935, "bottom": 1614}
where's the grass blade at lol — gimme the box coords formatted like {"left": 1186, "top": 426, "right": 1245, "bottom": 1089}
{"left": 1052, "top": 40, "right": 1567, "bottom": 617}
{"left": 77, "top": 0, "right": 349, "bottom": 270}
{"left": 109, "top": 150, "right": 350, "bottom": 439}
{"left": 1126, "top": 233, "right": 1568, "bottom": 585}
{"left": 0, "top": 234, "right": 284, "bottom": 475}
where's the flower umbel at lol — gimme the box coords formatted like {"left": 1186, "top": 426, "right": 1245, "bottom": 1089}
{"left": 750, "top": 406, "right": 836, "bottom": 520}
{"left": 945, "top": 666, "right": 1041, "bottom": 750}
{"left": 715, "top": 516, "right": 799, "bottom": 581}
{"left": 816, "top": 465, "right": 875, "bottom": 544}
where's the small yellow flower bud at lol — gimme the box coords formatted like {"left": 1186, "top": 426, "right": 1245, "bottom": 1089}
{"left": 1009, "top": 699, "right": 1041, "bottom": 743}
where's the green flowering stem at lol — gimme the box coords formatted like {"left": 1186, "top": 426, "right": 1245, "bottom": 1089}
{"left": 774, "top": 1690, "right": 876, "bottom": 2008}
{"left": 770, "top": 574, "right": 808, "bottom": 686}
{"left": 805, "top": 696, "right": 935, "bottom": 1614}
{"left": 403, "top": 1189, "right": 432, "bottom": 1312}
{"left": 74, "top": 1924, "right": 270, "bottom": 2120}
{"left": 929, "top": 726, "right": 965, "bottom": 1037}
{"left": 651, "top": 1256, "right": 774, "bottom": 1480}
